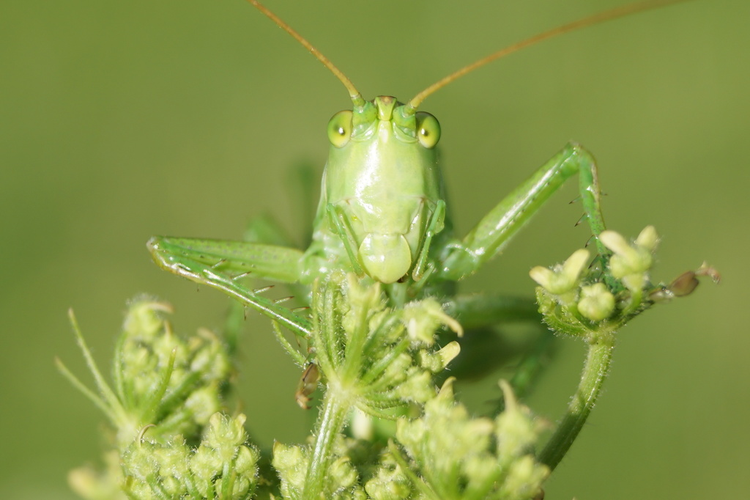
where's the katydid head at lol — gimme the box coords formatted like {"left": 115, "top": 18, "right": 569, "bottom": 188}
{"left": 322, "top": 96, "right": 444, "bottom": 283}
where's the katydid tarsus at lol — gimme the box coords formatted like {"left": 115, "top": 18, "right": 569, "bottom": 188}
{"left": 149, "top": 1, "right": 690, "bottom": 349}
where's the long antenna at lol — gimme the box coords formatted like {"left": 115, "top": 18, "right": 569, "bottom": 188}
{"left": 246, "top": 0, "right": 365, "bottom": 107}
{"left": 407, "top": 0, "right": 693, "bottom": 112}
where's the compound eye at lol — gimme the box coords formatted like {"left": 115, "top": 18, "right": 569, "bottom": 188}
{"left": 327, "top": 110, "right": 353, "bottom": 148}
{"left": 416, "top": 112, "right": 441, "bottom": 148}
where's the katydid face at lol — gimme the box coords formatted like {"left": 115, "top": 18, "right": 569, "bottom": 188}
{"left": 310, "top": 96, "right": 444, "bottom": 283}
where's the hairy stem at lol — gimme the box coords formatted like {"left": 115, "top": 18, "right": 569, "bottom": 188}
{"left": 539, "top": 332, "right": 615, "bottom": 470}
{"left": 303, "top": 389, "right": 349, "bottom": 499}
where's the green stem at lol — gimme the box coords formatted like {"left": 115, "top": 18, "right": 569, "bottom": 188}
{"left": 303, "top": 389, "right": 349, "bottom": 499}
{"left": 539, "top": 332, "right": 615, "bottom": 470}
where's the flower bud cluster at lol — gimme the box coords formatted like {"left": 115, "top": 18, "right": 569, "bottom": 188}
{"left": 529, "top": 227, "right": 663, "bottom": 337}
{"left": 115, "top": 300, "right": 232, "bottom": 442}
{"left": 394, "top": 379, "right": 548, "bottom": 500}
{"left": 273, "top": 437, "right": 367, "bottom": 500}
{"left": 312, "top": 273, "right": 462, "bottom": 416}
{"left": 363, "top": 451, "right": 414, "bottom": 500}
{"left": 62, "top": 298, "right": 251, "bottom": 500}
{"left": 121, "top": 413, "right": 259, "bottom": 499}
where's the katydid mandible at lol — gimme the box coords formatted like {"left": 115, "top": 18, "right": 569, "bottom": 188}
{"left": 148, "top": 0, "right": 692, "bottom": 338}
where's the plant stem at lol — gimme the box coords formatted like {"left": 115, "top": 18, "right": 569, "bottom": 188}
{"left": 302, "top": 388, "right": 349, "bottom": 499}
{"left": 538, "top": 332, "right": 615, "bottom": 470}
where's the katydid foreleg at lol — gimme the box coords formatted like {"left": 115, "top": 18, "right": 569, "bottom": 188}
{"left": 325, "top": 204, "right": 365, "bottom": 277}
{"left": 147, "top": 237, "right": 311, "bottom": 338}
{"left": 411, "top": 199, "right": 446, "bottom": 282}
{"left": 148, "top": 237, "right": 304, "bottom": 283}
{"left": 438, "top": 142, "right": 610, "bottom": 282}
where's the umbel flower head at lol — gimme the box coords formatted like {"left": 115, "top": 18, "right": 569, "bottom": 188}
{"left": 57, "top": 298, "right": 231, "bottom": 447}
{"left": 59, "top": 298, "right": 260, "bottom": 500}
{"left": 392, "top": 378, "right": 548, "bottom": 500}
{"left": 310, "top": 272, "right": 462, "bottom": 417}
{"left": 529, "top": 226, "right": 717, "bottom": 340}
{"left": 119, "top": 413, "right": 259, "bottom": 499}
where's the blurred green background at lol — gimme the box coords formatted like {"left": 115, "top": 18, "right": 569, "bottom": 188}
{"left": 1, "top": 0, "right": 747, "bottom": 498}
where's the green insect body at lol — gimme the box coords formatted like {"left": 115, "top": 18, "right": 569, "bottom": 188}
{"left": 148, "top": 0, "right": 689, "bottom": 335}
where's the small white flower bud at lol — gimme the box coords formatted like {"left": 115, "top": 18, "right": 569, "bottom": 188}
{"left": 529, "top": 249, "right": 590, "bottom": 296}
{"left": 578, "top": 283, "right": 616, "bottom": 321}
{"left": 600, "top": 227, "right": 659, "bottom": 291}
{"left": 635, "top": 225, "right": 659, "bottom": 251}
{"left": 403, "top": 298, "right": 463, "bottom": 345}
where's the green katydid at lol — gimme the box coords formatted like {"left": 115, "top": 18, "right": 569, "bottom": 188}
{"left": 148, "top": 0, "right": 691, "bottom": 340}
